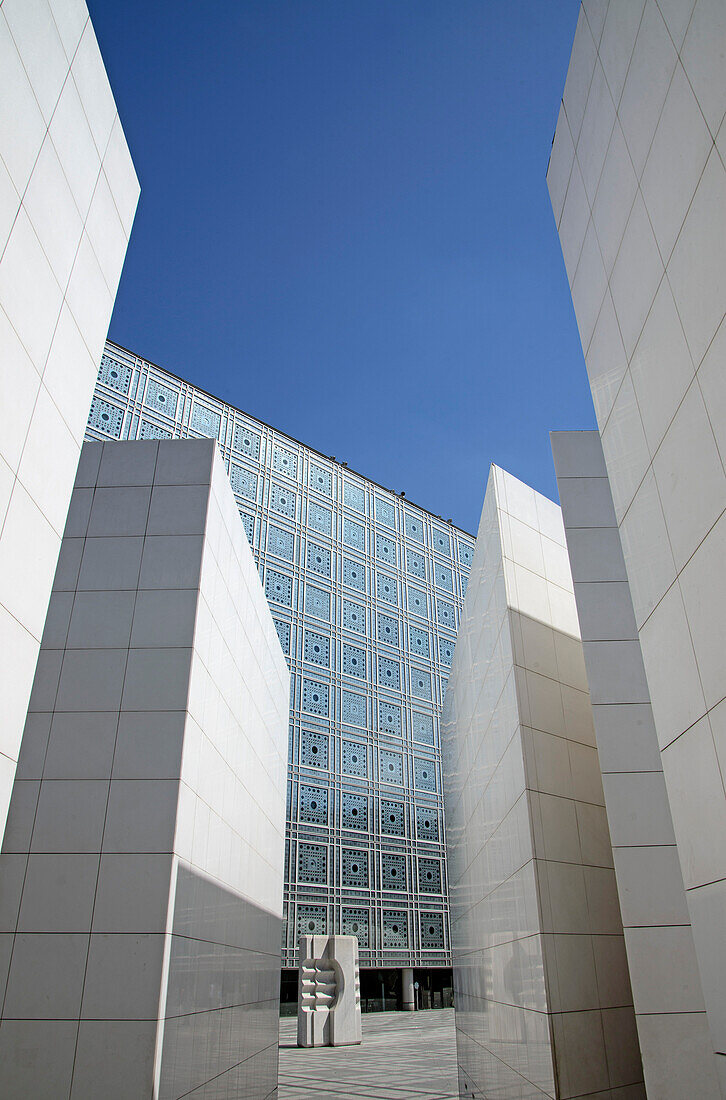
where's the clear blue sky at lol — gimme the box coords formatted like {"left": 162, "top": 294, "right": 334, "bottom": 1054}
{"left": 89, "top": 0, "right": 592, "bottom": 534}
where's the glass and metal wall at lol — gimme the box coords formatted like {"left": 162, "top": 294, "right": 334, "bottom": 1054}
{"left": 86, "top": 340, "right": 475, "bottom": 972}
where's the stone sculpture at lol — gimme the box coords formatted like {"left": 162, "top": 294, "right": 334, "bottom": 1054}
{"left": 297, "top": 934, "right": 362, "bottom": 1047}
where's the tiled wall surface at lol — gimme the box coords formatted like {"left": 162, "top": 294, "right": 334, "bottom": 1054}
{"left": 0, "top": 0, "right": 139, "bottom": 842}
{"left": 86, "top": 340, "right": 476, "bottom": 971}
{"left": 442, "top": 465, "right": 642, "bottom": 1100}
{"left": 0, "top": 440, "right": 288, "bottom": 1099}
{"left": 553, "top": 430, "right": 720, "bottom": 1099}
{"left": 548, "top": 2, "right": 726, "bottom": 1088}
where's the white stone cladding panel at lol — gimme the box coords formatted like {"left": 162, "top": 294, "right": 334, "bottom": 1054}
{"left": 553, "top": 429, "right": 719, "bottom": 1100}
{"left": 549, "top": 3, "right": 726, "bottom": 1085}
{"left": 0, "top": 0, "right": 139, "bottom": 845}
{"left": 443, "top": 464, "right": 641, "bottom": 1100}
{"left": 0, "top": 440, "right": 288, "bottom": 1099}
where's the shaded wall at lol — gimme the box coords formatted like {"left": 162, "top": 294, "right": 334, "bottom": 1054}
{"left": 552, "top": 429, "right": 719, "bottom": 1098}
{"left": 443, "top": 465, "right": 641, "bottom": 1099}
{"left": 0, "top": 440, "right": 288, "bottom": 1099}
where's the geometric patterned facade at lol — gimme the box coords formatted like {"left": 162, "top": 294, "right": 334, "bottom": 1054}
{"left": 87, "top": 340, "right": 475, "bottom": 969}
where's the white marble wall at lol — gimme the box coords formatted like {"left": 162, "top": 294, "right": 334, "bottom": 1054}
{"left": 549, "top": 3, "right": 726, "bottom": 1090}
{"left": 553, "top": 430, "right": 720, "bottom": 1099}
{"left": 0, "top": 440, "right": 289, "bottom": 1099}
{"left": 442, "top": 465, "right": 642, "bottom": 1100}
{"left": 0, "top": 0, "right": 139, "bottom": 841}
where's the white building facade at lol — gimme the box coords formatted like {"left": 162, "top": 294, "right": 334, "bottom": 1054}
{"left": 0, "top": 0, "right": 139, "bottom": 839}
{"left": 549, "top": 2, "right": 726, "bottom": 1092}
{"left": 442, "top": 465, "right": 641, "bottom": 1099}
{"left": 552, "top": 429, "right": 720, "bottom": 1099}
{"left": 0, "top": 439, "right": 288, "bottom": 1099}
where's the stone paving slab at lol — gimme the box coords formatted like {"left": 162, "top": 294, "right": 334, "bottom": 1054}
{"left": 278, "top": 1009, "right": 458, "bottom": 1099}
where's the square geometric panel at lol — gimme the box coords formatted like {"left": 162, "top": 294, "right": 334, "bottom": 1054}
{"left": 272, "top": 445, "right": 298, "bottom": 478}
{"left": 409, "top": 626, "right": 430, "bottom": 659}
{"left": 309, "top": 464, "right": 332, "bottom": 496}
{"left": 380, "top": 749, "right": 403, "bottom": 785}
{"left": 378, "top": 699, "right": 402, "bottom": 736}
{"left": 297, "top": 905, "right": 327, "bottom": 937}
{"left": 432, "top": 529, "right": 451, "bottom": 556}
{"left": 375, "top": 498, "right": 396, "bottom": 529}
{"left": 343, "top": 483, "right": 365, "bottom": 513}
{"left": 305, "top": 585, "right": 330, "bottom": 621}
{"left": 240, "top": 511, "right": 254, "bottom": 544}
{"left": 304, "top": 631, "right": 330, "bottom": 667}
{"left": 302, "top": 678, "right": 329, "bottom": 717}
{"left": 381, "top": 853, "right": 406, "bottom": 890}
{"left": 436, "top": 599, "right": 456, "bottom": 629}
{"left": 232, "top": 422, "right": 261, "bottom": 460}
{"left": 406, "top": 549, "right": 426, "bottom": 578}
{"left": 342, "top": 908, "right": 369, "bottom": 946}
{"left": 415, "top": 806, "right": 439, "bottom": 841}
{"left": 88, "top": 398, "right": 124, "bottom": 437}
{"left": 377, "top": 613, "right": 399, "bottom": 647}
{"left": 414, "top": 758, "right": 437, "bottom": 791}
{"left": 308, "top": 502, "right": 332, "bottom": 535}
{"left": 341, "top": 690, "right": 366, "bottom": 727}
{"left": 138, "top": 420, "right": 172, "bottom": 440}
{"left": 341, "top": 792, "right": 368, "bottom": 830}
{"left": 298, "top": 842, "right": 327, "bottom": 884}
{"left": 378, "top": 656, "right": 400, "bottom": 691}
{"left": 411, "top": 712, "right": 434, "bottom": 745}
{"left": 376, "top": 573, "right": 398, "bottom": 606}
{"left": 382, "top": 911, "right": 408, "bottom": 947}
{"left": 342, "top": 599, "right": 366, "bottom": 634}
{"left": 300, "top": 730, "right": 328, "bottom": 769}
{"left": 405, "top": 514, "right": 424, "bottom": 543}
{"left": 145, "top": 379, "right": 178, "bottom": 417}
{"left": 265, "top": 569, "right": 293, "bottom": 606}
{"left": 434, "top": 564, "right": 453, "bottom": 592}
{"left": 270, "top": 484, "right": 296, "bottom": 519}
{"left": 230, "top": 463, "right": 258, "bottom": 501}
{"left": 343, "top": 518, "right": 365, "bottom": 551}
{"left": 99, "top": 354, "right": 132, "bottom": 393}
{"left": 420, "top": 912, "right": 444, "bottom": 947}
{"left": 410, "top": 668, "right": 432, "bottom": 700}
{"left": 407, "top": 586, "right": 427, "bottom": 617}
{"left": 375, "top": 534, "right": 396, "bottom": 567}
{"left": 381, "top": 800, "right": 405, "bottom": 837}
{"left": 267, "top": 524, "right": 294, "bottom": 560}
{"left": 307, "top": 542, "right": 331, "bottom": 577}
{"left": 274, "top": 619, "right": 291, "bottom": 655}
{"left": 342, "top": 643, "right": 366, "bottom": 680}
{"left": 342, "top": 558, "right": 366, "bottom": 592}
{"left": 458, "top": 539, "right": 473, "bottom": 568}
{"left": 191, "top": 404, "right": 221, "bottom": 437}
{"left": 439, "top": 638, "right": 455, "bottom": 667}
{"left": 341, "top": 740, "right": 367, "bottom": 778}
{"left": 300, "top": 785, "right": 328, "bottom": 825}
{"left": 418, "top": 857, "right": 442, "bottom": 893}
{"left": 342, "top": 849, "right": 368, "bottom": 889}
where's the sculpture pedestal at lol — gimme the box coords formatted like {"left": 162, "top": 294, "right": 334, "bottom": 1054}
{"left": 297, "top": 934, "right": 362, "bottom": 1047}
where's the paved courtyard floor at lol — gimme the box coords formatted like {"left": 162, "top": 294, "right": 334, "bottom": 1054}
{"left": 278, "top": 1008, "right": 458, "bottom": 1100}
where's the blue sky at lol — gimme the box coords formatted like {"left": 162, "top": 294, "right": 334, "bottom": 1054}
{"left": 89, "top": 0, "right": 592, "bottom": 534}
